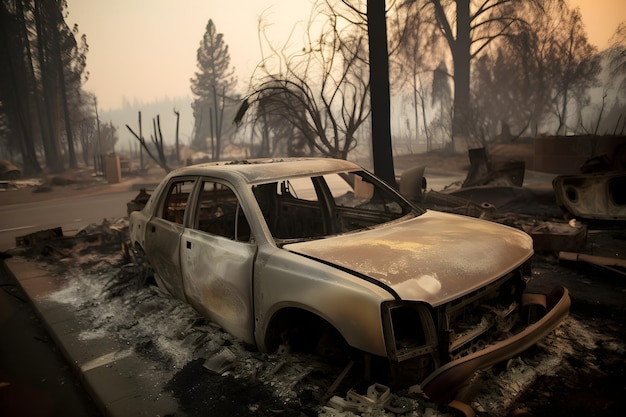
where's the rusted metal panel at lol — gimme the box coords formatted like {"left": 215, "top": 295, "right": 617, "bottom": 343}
{"left": 553, "top": 171, "right": 626, "bottom": 220}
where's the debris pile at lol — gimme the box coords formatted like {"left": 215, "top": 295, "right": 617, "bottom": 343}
{"left": 6, "top": 218, "right": 623, "bottom": 416}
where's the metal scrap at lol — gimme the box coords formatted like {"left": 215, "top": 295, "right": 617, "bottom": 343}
{"left": 553, "top": 152, "right": 626, "bottom": 221}
{"left": 521, "top": 219, "right": 587, "bottom": 253}
{"left": 559, "top": 251, "right": 626, "bottom": 277}
{"left": 553, "top": 171, "right": 626, "bottom": 221}
{"left": 203, "top": 347, "right": 236, "bottom": 375}
{"left": 327, "top": 383, "right": 397, "bottom": 414}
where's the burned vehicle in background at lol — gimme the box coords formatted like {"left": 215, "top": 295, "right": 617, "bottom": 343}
{"left": 128, "top": 158, "right": 570, "bottom": 403}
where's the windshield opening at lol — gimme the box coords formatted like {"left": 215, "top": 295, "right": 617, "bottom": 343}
{"left": 252, "top": 170, "right": 420, "bottom": 244}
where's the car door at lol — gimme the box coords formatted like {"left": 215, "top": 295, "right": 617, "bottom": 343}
{"left": 144, "top": 177, "right": 197, "bottom": 301}
{"left": 180, "top": 179, "right": 257, "bottom": 345}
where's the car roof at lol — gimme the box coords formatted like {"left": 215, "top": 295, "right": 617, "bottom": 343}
{"left": 167, "top": 157, "right": 362, "bottom": 184}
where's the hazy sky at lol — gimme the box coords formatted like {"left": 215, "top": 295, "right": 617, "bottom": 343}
{"left": 66, "top": 0, "right": 626, "bottom": 111}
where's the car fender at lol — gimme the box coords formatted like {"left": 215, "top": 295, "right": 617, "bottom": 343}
{"left": 253, "top": 247, "right": 394, "bottom": 357}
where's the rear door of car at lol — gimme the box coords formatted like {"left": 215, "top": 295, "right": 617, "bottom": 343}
{"left": 179, "top": 178, "right": 257, "bottom": 345}
{"left": 144, "top": 176, "right": 197, "bottom": 300}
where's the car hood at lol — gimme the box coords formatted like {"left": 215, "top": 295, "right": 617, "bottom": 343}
{"left": 284, "top": 210, "right": 533, "bottom": 306}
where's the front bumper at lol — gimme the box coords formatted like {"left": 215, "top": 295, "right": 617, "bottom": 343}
{"left": 418, "top": 286, "right": 570, "bottom": 404}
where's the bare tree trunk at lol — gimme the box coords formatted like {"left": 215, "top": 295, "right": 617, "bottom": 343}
{"left": 412, "top": 74, "right": 419, "bottom": 152}
{"left": 35, "top": 0, "right": 63, "bottom": 172}
{"left": 558, "top": 82, "right": 569, "bottom": 135}
{"left": 212, "top": 84, "right": 224, "bottom": 161}
{"left": 261, "top": 111, "right": 270, "bottom": 157}
{"left": 174, "top": 108, "right": 180, "bottom": 166}
{"left": 451, "top": 0, "right": 471, "bottom": 144}
{"left": 53, "top": 9, "right": 77, "bottom": 169}
{"left": 0, "top": 0, "right": 42, "bottom": 174}
{"left": 368, "top": 0, "right": 396, "bottom": 187}
{"left": 419, "top": 86, "right": 431, "bottom": 153}
{"left": 126, "top": 112, "right": 171, "bottom": 173}
{"left": 139, "top": 111, "right": 144, "bottom": 171}
{"left": 209, "top": 107, "right": 215, "bottom": 160}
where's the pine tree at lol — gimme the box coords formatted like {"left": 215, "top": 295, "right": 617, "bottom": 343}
{"left": 190, "top": 19, "right": 236, "bottom": 160}
{"left": 0, "top": 0, "right": 89, "bottom": 173}
{"left": 0, "top": 0, "right": 42, "bottom": 174}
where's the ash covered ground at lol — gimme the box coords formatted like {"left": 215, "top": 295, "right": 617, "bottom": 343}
{"left": 6, "top": 217, "right": 626, "bottom": 417}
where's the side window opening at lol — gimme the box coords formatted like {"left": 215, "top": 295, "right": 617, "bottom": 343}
{"left": 160, "top": 179, "right": 195, "bottom": 224}
{"left": 252, "top": 171, "right": 417, "bottom": 241}
{"left": 253, "top": 178, "right": 326, "bottom": 240}
{"left": 195, "top": 181, "right": 251, "bottom": 242}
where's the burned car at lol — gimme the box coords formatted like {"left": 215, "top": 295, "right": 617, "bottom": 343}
{"left": 129, "top": 158, "right": 569, "bottom": 403}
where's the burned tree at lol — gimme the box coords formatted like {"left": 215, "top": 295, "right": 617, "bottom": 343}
{"left": 367, "top": 0, "right": 396, "bottom": 187}
{"left": 235, "top": 2, "right": 370, "bottom": 161}
{"left": 126, "top": 111, "right": 171, "bottom": 173}
{"left": 609, "top": 22, "right": 626, "bottom": 97}
{"left": 396, "top": 0, "right": 532, "bottom": 145}
{"left": 0, "top": 0, "right": 89, "bottom": 174}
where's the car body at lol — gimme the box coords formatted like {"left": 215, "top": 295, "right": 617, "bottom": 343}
{"left": 553, "top": 171, "right": 626, "bottom": 220}
{"left": 129, "top": 158, "right": 570, "bottom": 403}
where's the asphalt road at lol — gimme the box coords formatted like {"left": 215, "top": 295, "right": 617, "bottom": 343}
{"left": 0, "top": 190, "right": 138, "bottom": 417}
{"left": 0, "top": 190, "right": 137, "bottom": 251}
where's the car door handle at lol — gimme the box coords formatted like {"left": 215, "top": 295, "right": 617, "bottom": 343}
{"left": 186, "top": 241, "right": 191, "bottom": 249}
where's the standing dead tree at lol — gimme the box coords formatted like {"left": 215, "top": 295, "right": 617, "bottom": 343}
{"left": 174, "top": 108, "right": 180, "bottom": 165}
{"left": 234, "top": 2, "right": 370, "bottom": 161}
{"left": 126, "top": 111, "right": 171, "bottom": 173}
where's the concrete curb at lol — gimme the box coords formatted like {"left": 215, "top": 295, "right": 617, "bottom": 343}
{"left": 3, "top": 257, "right": 179, "bottom": 417}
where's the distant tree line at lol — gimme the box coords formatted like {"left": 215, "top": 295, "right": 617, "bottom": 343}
{"left": 391, "top": 0, "right": 606, "bottom": 148}
{"left": 221, "top": 0, "right": 626, "bottom": 168}
{"left": 0, "top": 0, "right": 114, "bottom": 176}
{"left": 4, "top": 0, "right": 625, "bottom": 177}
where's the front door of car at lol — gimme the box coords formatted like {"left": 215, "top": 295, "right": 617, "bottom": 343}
{"left": 180, "top": 179, "right": 257, "bottom": 345}
{"left": 144, "top": 177, "right": 196, "bottom": 301}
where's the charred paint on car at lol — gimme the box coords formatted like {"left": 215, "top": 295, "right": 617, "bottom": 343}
{"left": 129, "top": 157, "right": 570, "bottom": 403}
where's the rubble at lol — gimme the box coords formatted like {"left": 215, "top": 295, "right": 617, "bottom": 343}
{"left": 126, "top": 188, "right": 152, "bottom": 215}
{"left": 0, "top": 160, "right": 20, "bottom": 180}
{"left": 522, "top": 219, "right": 587, "bottom": 253}
{"left": 15, "top": 226, "right": 63, "bottom": 247}
{"left": 462, "top": 148, "right": 525, "bottom": 188}
{"left": 6, "top": 218, "right": 624, "bottom": 416}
